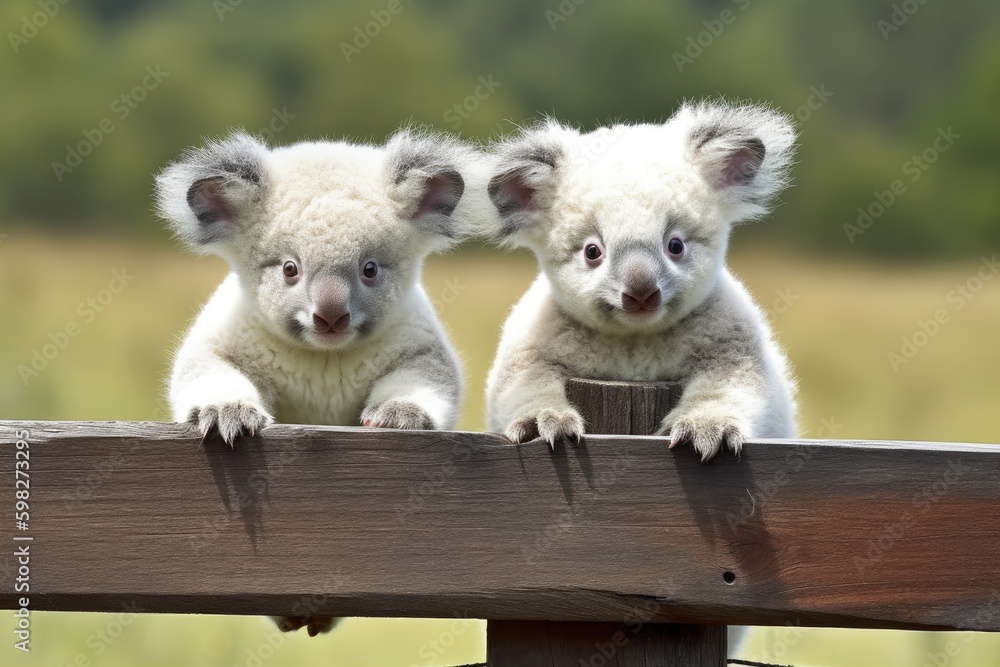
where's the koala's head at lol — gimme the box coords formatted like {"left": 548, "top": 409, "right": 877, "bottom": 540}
{"left": 487, "top": 101, "right": 795, "bottom": 334}
{"left": 156, "top": 129, "right": 469, "bottom": 349}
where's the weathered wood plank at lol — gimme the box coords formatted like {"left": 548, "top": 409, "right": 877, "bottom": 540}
{"left": 490, "top": 381, "right": 726, "bottom": 666}
{"left": 1, "top": 420, "right": 1000, "bottom": 631}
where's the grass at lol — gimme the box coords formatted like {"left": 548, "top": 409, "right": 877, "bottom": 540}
{"left": 2, "top": 234, "right": 999, "bottom": 666}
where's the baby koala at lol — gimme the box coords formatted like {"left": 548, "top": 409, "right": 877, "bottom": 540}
{"left": 157, "top": 129, "right": 471, "bottom": 635}
{"left": 485, "top": 101, "right": 797, "bottom": 460}
{"left": 156, "top": 129, "right": 470, "bottom": 445}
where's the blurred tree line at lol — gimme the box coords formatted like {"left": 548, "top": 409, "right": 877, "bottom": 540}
{"left": 2, "top": 0, "right": 999, "bottom": 256}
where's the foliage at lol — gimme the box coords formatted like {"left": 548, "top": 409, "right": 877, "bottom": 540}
{"left": 2, "top": 0, "right": 999, "bottom": 255}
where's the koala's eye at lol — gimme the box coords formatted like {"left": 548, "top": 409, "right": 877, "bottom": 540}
{"left": 584, "top": 243, "right": 604, "bottom": 266}
{"left": 362, "top": 260, "right": 379, "bottom": 281}
{"left": 282, "top": 261, "right": 299, "bottom": 279}
{"left": 666, "top": 237, "right": 685, "bottom": 259}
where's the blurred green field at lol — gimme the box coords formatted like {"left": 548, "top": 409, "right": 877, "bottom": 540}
{"left": 2, "top": 234, "right": 1000, "bottom": 666}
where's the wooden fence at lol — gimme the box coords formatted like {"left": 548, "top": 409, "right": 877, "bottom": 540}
{"left": 3, "top": 379, "right": 1000, "bottom": 666}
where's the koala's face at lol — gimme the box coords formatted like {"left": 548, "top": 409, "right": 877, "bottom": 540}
{"left": 157, "top": 131, "right": 467, "bottom": 349}
{"left": 488, "top": 103, "right": 795, "bottom": 334}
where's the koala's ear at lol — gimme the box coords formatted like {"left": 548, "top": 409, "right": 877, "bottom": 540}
{"left": 487, "top": 121, "right": 567, "bottom": 242}
{"left": 386, "top": 130, "right": 469, "bottom": 244}
{"left": 155, "top": 131, "right": 269, "bottom": 250}
{"left": 679, "top": 101, "right": 796, "bottom": 221}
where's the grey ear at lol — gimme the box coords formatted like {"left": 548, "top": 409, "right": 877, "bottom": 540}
{"left": 487, "top": 122, "right": 565, "bottom": 240}
{"left": 386, "top": 130, "right": 468, "bottom": 241}
{"left": 155, "top": 131, "right": 268, "bottom": 249}
{"left": 694, "top": 131, "right": 766, "bottom": 188}
{"left": 681, "top": 101, "right": 796, "bottom": 220}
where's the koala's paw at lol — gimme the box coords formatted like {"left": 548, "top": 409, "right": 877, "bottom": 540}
{"left": 661, "top": 413, "right": 746, "bottom": 462}
{"left": 504, "top": 408, "right": 585, "bottom": 449}
{"left": 190, "top": 401, "right": 273, "bottom": 448}
{"left": 273, "top": 615, "right": 339, "bottom": 637}
{"left": 361, "top": 399, "right": 433, "bottom": 430}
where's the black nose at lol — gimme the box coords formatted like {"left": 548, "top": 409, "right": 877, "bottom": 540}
{"left": 313, "top": 311, "right": 351, "bottom": 333}
{"left": 621, "top": 287, "right": 661, "bottom": 312}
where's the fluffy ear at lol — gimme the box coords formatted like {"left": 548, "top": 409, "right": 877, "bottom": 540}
{"left": 386, "top": 129, "right": 470, "bottom": 245}
{"left": 679, "top": 101, "right": 796, "bottom": 221}
{"left": 486, "top": 121, "right": 567, "bottom": 242}
{"left": 155, "top": 131, "right": 269, "bottom": 250}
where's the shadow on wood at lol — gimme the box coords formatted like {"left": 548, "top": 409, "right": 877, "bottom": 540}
{"left": 2, "top": 409, "right": 1000, "bottom": 634}
{"left": 486, "top": 380, "right": 728, "bottom": 666}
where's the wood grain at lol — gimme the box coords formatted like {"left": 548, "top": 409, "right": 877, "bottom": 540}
{"left": 489, "top": 380, "right": 726, "bottom": 666}
{"left": 2, "top": 419, "right": 1000, "bottom": 632}
{"left": 565, "top": 378, "right": 680, "bottom": 435}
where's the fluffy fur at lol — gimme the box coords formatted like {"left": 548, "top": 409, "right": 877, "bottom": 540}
{"left": 156, "top": 129, "right": 473, "bottom": 633}
{"left": 484, "top": 101, "right": 798, "bottom": 461}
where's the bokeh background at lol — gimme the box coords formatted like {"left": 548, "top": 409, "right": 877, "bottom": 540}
{"left": 2, "top": 0, "right": 1000, "bottom": 665}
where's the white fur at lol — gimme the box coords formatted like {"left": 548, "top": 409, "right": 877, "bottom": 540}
{"left": 158, "top": 129, "right": 472, "bottom": 444}
{"left": 170, "top": 274, "right": 460, "bottom": 430}
{"left": 484, "top": 101, "right": 798, "bottom": 460}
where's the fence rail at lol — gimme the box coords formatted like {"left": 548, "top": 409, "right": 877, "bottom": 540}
{"left": 3, "top": 418, "right": 999, "bottom": 633}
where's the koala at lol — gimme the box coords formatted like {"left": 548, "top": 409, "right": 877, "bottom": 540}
{"left": 156, "top": 129, "right": 471, "bottom": 440}
{"left": 156, "top": 129, "right": 471, "bottom": 634}
{"left": 484, "top": 101, "right": 798, "bottom": 461}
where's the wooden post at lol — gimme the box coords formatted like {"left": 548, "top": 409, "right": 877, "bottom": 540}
{"left": 487, "top": 379, "right": 727, "bottom": 667}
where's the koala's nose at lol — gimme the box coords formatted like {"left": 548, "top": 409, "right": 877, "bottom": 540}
{"left": 311, "top": 275, "right": 351, "bottom": 333}
{"left": 313, "top": 311, "right": 351, "bottom": 333}
{"left": 621, "top": 286, "right": 662, "bottom": 312}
